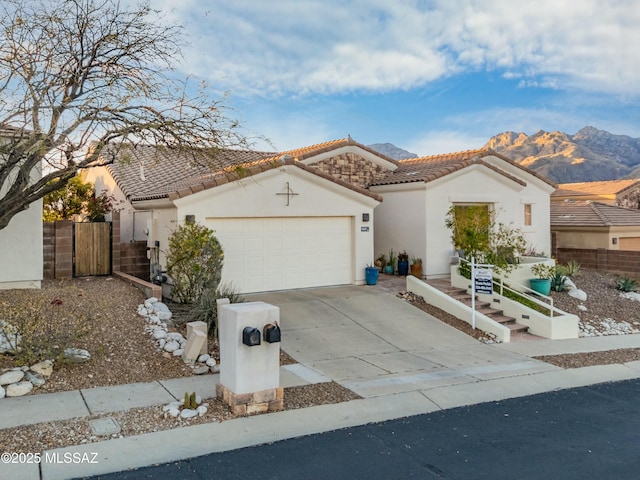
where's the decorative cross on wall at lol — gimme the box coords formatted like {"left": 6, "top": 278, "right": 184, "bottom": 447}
{"left": 276, "top": 182, "right": 299, "bottom": 206}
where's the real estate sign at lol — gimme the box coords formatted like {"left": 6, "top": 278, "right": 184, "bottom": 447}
{"left": 474, "top": 267, "right": 493, "bottom": 295}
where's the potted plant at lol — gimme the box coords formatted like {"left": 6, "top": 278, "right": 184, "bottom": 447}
{"left": 365, "top": 263, "right": 379, "bottom": 285}
{"left": 375, "top": 253, "right": 387, "bottom": 273}
{"left": 397, "top": 250, "right": 409, "bottom": 276}
{"left": 410, "top": 257, "right": 422, "bottom": 277}
{"left": 529, "top": 263, "right": 555, "bottom": 295}
{"left": 385, "top": 249, "right": 396, "bottom": 274}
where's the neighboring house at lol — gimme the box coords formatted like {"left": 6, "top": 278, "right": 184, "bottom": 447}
{"left": 369, "top": 149, "right": 556, "bottom": 278}
{"left": 552, "top": 179, "right": 640, "bottom": 209}
{"left": 84, "top": 141, "right": 555, "bottom": 292}
{"left": 82, "top": 139, "right": 393, "bottom": 293}
{"left": 0, "top": 126, "right": 43, "bottom": 289}
{"left": 551, "top": 200, "right": 640, "bottom": 251}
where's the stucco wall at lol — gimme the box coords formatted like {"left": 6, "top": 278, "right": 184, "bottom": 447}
{"left": 552, "top": 228, "right": 610, "bottom": 250}
{"left": 172, "top": 166, "right": 378, "bottom": 285}
{"left": 0, "top": 201, "right": 43, "bottom": 289}
{"left": 372, "top": 184, "right": 426, "bottom": 266}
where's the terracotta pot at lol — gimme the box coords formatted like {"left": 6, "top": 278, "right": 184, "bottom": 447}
{"left": 410, "top": 263, "right": 422, "bottom": 278}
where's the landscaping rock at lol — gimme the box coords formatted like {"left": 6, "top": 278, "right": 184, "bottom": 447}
{"left": 64, "top": 348, "right": 91, "bottom": 363}
{"left": 568, "top": 289, "right": 587, "bottom": 301}
{"left": 30, "top": 360, "right": 54, "bottom": 377}
{"left": 6, "top": 381, "right": 33, "bottom": 397}
{"left": 167, "top": 332, "right": 184, "bottom": 342}
{"left": 0, "top": 369, "right": 25, "bottom": 386}
{"left": 180, "top": 408, "right": 198, "bottom": 419}
{"left": 197, "top": 405, "right": 208, "bottom": 416}
{"left": 25, "top": 371, "right": 46, "bottom": 387}
{"left": 192, "top": 365, "right": 209, "bottom": 375}
{"left": 205, "top": 358, "right": 216, "bottom": 367}
{"left": 152, "top": 329, "right": 167, "bottom": 340}
{"left": 164, "top": 341, "right": 180, "bottom": 353}
{"left": 620, "top": 291, "right": 640, "bottom": 302}
{"left": 198, "top": 354, "right": 210, "bottom": 363}
{"left": 172, "top": 349, "right": 184, "bottom": 357}
{"left": 166, "top": 407, "right": 180, "bottom": 418}
{"left": 144, "top": 297, "right": 159, "bottom": 309}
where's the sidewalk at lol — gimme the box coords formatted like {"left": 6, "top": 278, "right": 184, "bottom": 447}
{"left": 4, "top": 280, "right": 640, "bottom": 479}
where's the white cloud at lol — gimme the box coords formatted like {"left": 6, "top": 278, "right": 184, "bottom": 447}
{"left": 407, "top": 130, "right": 489, "bottom": 157}
{"left": 154, "top": 0, "right": 640, "bottom": 98}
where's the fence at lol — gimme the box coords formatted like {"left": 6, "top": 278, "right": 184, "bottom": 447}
{"left": 43, "top": 213, "right": 150, "bottom": 280}
{"left": 555, "top": 248, "right": 640, "bottom": 277}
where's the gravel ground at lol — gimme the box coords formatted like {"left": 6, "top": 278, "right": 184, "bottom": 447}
{"left": 2, "top": 271, "right": 639, "bottom": 453}
{"left": 0, "top": 276, "right": 359, "bottom": 453}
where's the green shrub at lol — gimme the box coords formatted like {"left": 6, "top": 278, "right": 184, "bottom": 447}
{"left": 186, "top": 283, "right": 245, "bottom": 337}
{"left": 616, "top": 277, "right": 638, "bottom": 293}
{"left": 165, "top": 222, "right": 224, "bottom": 304}
{"left": 530, "top": 263, "right": 556, "bottom": 280}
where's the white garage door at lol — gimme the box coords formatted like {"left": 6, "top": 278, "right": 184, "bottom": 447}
{"left": 206, "top": 217, "right": 353, "bottom": 293}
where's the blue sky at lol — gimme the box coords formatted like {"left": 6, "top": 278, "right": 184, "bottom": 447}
{"left": 157, "top": 0, "right": 640, "bottom": 155}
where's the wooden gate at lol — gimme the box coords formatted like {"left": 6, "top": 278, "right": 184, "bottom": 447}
{"left": 74, "top": 222, "right": 112, "bottom": 276}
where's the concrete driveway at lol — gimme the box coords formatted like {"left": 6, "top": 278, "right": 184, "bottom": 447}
{"left": 247, "top": 286, "right": 556, "bottom": 398}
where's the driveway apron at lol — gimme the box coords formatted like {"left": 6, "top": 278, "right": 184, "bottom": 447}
{"left": 247, "top": 286, "right": 557, "bottom": 398}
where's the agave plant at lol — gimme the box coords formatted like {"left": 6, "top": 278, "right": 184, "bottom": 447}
{"left": 616, "top": 277, "right": 638, "bottom": 293}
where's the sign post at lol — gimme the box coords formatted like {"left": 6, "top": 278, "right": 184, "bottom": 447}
{"left": 471, "top": 259, "right": 493, "bottom": 330}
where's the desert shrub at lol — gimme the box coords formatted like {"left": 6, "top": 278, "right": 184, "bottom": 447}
{"left": 0, "top": 300, "right": 94, "bottom": 366}
{"left": 616, "top": 277, "right": 638, "bottom": 293}
{"left": 564, "top": 260, "right": 581, "bottom": 278}
{"left": 186, "top": 283, "right": 245, "bottom": 337}
{"left": 165, "top": 222, "right": 224, "bottom": 303}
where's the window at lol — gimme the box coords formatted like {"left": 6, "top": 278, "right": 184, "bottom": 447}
{"left": 524, "top": 204, "right": 532, "bottom": 226}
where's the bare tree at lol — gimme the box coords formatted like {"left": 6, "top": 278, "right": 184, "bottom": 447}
{"left": 0, "top": 0, "right": 247, "bottom": 229}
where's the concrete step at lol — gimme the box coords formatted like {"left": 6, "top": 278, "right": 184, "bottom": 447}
{"left": 425, "top": 278, "right": 530, "bottom": 337}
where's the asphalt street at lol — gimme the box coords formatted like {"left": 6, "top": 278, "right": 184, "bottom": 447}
{"left": 82, "top": 379, "right": 640, "bottom": 480}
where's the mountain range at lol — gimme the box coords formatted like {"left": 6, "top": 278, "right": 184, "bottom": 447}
{"left": 371, "top": 127, "right": 640, "bottom": 184}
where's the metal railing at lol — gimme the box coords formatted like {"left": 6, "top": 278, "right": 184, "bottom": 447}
{"left": 458, "top": 258, "right": 556, "bottom": 319}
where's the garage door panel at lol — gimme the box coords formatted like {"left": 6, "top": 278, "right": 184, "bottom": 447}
{"left": 206, "top": 217, "right": 352, "bottom": 293}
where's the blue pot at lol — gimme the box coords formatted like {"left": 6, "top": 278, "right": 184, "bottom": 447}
{"left": 529, "top": 278, "right": 551, "bottom": 296}
{"left": 365, "top": 267, "right": 379, "bottom": 285}
{"left": 398, "top": 260, "right": 409, "bottom": 276}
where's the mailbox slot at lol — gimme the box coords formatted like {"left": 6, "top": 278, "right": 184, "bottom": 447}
{"left": 242, "top": 327, "right": 261, "bottom": 346}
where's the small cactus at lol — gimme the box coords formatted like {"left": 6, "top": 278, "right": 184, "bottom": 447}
{"left": 183, "top": 391, "right": 198, "bottom": 409}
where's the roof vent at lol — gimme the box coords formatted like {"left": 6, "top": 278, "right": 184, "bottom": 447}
{"left": 139, "top": 163, "right": 146, "bottom": 181}
{"left": 406, "top": 171, "right": 418, "bottom": 176}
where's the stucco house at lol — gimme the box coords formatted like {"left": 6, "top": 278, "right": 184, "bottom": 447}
{"left": 551, "top": 200, "right": 640, "bottom": 251}
{"left": 84, "top": 141, "right": 555, "bottom": 292}
{"left": 82, "top": 139, "right": 393, "bottom": 293}
{"left": 552, "top": 179, "right": 640, "bottom": 209}
{"left": 369, "top": 150, "right": 557, "bottom": 278}
{"left": 0, "top": 126, "right": 43, "bottom": 289}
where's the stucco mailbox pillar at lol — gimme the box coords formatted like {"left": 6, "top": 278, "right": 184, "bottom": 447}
{"left": 216, "top": 302, "right": 284, "bottom": 414}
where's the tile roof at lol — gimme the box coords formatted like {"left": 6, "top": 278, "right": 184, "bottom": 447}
{"left": 369, "top": 148, "right": 554, "bottom": 187}
{"left": 101, "top": 144, "right": 273, "bottom": 201}
{"left": 553, "top": 179, "right": 640, "bottom": 197}
{"left": 551, "top": 200, "right": 640, "bottom": 227}
{"left": 266, "top": 136, "right": 398, "bottom": 164}
{"left": 100, "top": 141, "right": 383, "bottom": 203}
